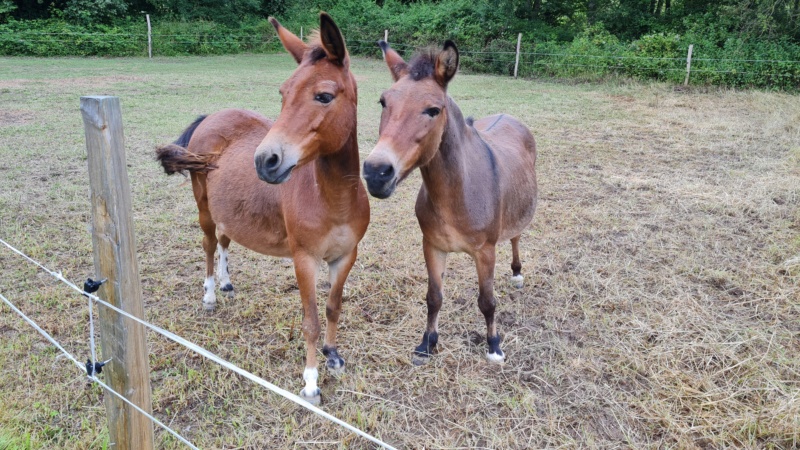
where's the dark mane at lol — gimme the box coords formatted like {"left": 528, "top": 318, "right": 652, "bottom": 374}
{"left": 408, "top": 48, "right": 438, "bottom": 81}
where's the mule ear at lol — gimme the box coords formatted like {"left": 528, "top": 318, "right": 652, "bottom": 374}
{"left": 269, "top": 16, "right": 307, "bottom": 64}
{"left": 319, "top": 12, "right": 348, "bottom": 66}
{"left": 434, "top": 40, "right": 459, "bottom": 87}
{"left": 378, "top": 40, "right": 408, "bottom": 82}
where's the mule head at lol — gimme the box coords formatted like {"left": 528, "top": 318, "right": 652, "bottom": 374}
{"left": 363, "top": 40, "right": 459, "bottom": 199}
{"left": 255, "top": 12, "right": 357, "bottom": 184}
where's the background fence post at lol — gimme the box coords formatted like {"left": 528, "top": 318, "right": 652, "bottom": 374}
{"left": 684, "top": 44, "right": 693, "bottom": 86}
{"left": 80, "top": 96, "right": 155, "bottom": 450}
{"left": 146, "top": 14, "right": 152, "bottom": 58}
{"left": 384, "top": 29, "right": 388, "bottom": 42}
{"left": 514, "top": 33, "right": 522, "bottom": 79}
{"left": 300, "top": 27, "right": 303, "bottom": 41}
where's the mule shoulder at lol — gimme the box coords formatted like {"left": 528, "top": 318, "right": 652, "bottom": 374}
{"left": 188, "top": 109, "right": 274, "bottom": 157}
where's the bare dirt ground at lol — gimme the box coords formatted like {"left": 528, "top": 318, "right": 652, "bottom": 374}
{"left": 0, "top": 54, "right": 798, "bottom": 449}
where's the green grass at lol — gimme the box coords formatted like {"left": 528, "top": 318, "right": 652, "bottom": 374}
{"left": 0, "top": 54, "right": 799, "bottom": 449}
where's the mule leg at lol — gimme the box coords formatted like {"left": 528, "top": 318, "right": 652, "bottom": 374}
{"left": 293, "top": 252, "right": 322, "bottom": 405}
{"left": 510, "top": 235, "right": 524, "bottom": 289}
{"left": 413, "top": 239, "right": 447, "bottom": 365}
{"left": 199, "top": 208, "right": 218, "bottom": 311}
{"left": 190, "top": 173, "right": 218, "bottom": 311}
{"left": 475, "top": 244, "right": 505, "bottom": 363}
{"left": 322, "top": 247, "right": 357, "bottom": 376}
{"left": 217, "top": 234, "right": 234, "bottom": 298}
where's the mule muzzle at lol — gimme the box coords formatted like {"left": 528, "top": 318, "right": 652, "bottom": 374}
{"left": 255, "top": 148, "right": 296, "bottom": 184}
{"left": 363, "top": 161, "right": 397, "bottom": 199}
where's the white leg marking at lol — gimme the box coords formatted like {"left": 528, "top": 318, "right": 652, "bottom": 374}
{"left": 202, "top": 276, "right": 216, "bottom": 310}
{"left": 217, "top": 244, "right": 232, "bottom": 288}
{"left": 510, "top": 274, "right": 524, "bottom": 289}
{"left": 486, "top": 351, "right": 506, "bottom": 363}
{"left": 301, "top": 367, "right": 321, "bottom": 404}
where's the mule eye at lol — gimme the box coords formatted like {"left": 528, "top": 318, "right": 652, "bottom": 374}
{"left": 315, "top": 93, "right": 334, "bottom": 104}
{"left": 424, "top": 107, "right": 441, "bottom": 117}
{"left": 379, "top": 98, "right": 386, "bottom": 108}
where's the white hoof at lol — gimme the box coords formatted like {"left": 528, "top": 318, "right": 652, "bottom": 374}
{"left": 486, "top": 351, "right": 506, "bottom": 364}
{"left": 203, "top": 276, "right": 216, "bottom": 310}
{"left": 300, "top": 388, "right": 321, "bottom": 406}
{"left": 510, "top": 274, "right": 524, "bottom": 289}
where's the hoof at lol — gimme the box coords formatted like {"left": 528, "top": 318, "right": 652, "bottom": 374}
{"left": 326, "top": 358, "right": 345, "bottom": 376}
{"left": 412, "top": 353, "right": 431, "bottom": 366}
{"left": 220, "top": 283, "right": 235, "bottom": 298}
{"left": 510, "top": 274, "right": 524, "bottom": 289}
{"left": 322, "top": 346, "right": 345, "bottom": 376}
{"left": 300, "top": 388, "right": 321, "bottom": 406}
{"left": 486, "top": 351, "right": 505, "bottom": 364}
{"left": 202, "top": 301, "right": 216, "bottom": 312}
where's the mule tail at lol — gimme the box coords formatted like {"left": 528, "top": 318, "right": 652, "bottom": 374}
{"left": 155, "top": 115, "right": 216, "bottom": 175}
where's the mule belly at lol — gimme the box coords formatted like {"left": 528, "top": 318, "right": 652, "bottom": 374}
{"left": 217, "top": 220, "right": 292, "bottom": 258}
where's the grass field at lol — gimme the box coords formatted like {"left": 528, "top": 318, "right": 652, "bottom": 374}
{"left": 1, "top": 53, "right": 799, "bottom": 449}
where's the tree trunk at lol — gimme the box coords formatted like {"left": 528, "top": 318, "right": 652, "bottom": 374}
{"left": 532, "top": 0, "right": 542, "bottom": 17}
{"left": 665, "top": 0, "right": 671, "bottom": 15}
{"left": 649, "top": 0, "right": 657, "bottom": 15}
{"left": 654, "top": 0, "right": 664, "bottom": 16}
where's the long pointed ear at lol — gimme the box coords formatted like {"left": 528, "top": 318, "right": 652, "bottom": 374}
{"left": 319, "top": 12, "right": 348, "bottom": 67}
{"left": 269, "top": 17, "right": 307, "bottom": 64}
{"left": 378, "top": 40, "right": 408, "bottom": 82}
{"left": 434, "top": 40, "right": 459, "bottom": 88}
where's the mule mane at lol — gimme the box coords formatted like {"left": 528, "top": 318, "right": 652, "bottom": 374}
{"left": 407, "top": 48, "right": 439, "bottom": 81}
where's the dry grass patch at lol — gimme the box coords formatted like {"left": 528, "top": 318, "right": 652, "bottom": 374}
{"left": 0, "top": 55, "right": 798, "bottom": 449}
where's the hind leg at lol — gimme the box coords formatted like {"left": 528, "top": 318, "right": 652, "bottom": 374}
{"left": 509, "top": 235, "right": 524, "bottom": 289}
{"left": 192, "top": 173, "right": 218, "bottom": 311}
{"left": 217, "top": 234, "right": 234, "bottom": 298}
{"left": 199, "top": 209, "right": 218, "bottom": 311}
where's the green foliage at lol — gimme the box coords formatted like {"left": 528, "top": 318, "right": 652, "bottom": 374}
{"left": 0, "top": 0, "right": 798, "bottom": 89}
{"left": 0, "top": 0, "right": 17, "bottom": 24}
{"left": 61, "top": 0, "right": 128, "bottom": 26}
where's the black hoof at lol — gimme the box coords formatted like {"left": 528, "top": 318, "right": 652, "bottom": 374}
{"left": 323, "top": 346, "right": 346, "bottom": 376}
{"left": 486, "top": 334, "right": 505, "bottom": 363}
{"left": 412, "top": 331, "right": 438, "bottom": 364}
{"left": 220, "top": 283, "right": 234, "bottom": 292}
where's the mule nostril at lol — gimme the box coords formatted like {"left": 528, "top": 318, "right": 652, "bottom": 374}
{"left": 265, "top": 153, "right": 280, "bottom": 169}
{"left": 380, "top": 165, "right": 394, "bottom": 178}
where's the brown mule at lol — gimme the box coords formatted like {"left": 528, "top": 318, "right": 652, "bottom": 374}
{"left": 156, "top": 13, "right": 369, "bottom": 405}
{"left": 363, "top": 40, "right": 537, "bottom": 364}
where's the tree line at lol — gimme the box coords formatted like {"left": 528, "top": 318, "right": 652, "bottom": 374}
{"left": 2, "top": 0, "right": 799, "bottom": 88}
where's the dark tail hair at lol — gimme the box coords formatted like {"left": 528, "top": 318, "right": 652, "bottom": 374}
{"left": 155, "top": 115, "right": 216, "bottom": 175}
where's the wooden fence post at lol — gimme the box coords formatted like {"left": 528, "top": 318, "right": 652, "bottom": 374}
{"left": 80, "top": 96, "right": 155, "bottom": 450}
{"left": 384, "top": 29, "right": 388, "bottom": 42}
{"left": 300, "top": 27, "right": 303, "bottom": 41}
{"left": 684, "top": 44, "right": 693, "bottom": 86}
{"left": 514, "top": 33, "right": 522, "bottom": 79}
{"left": 146, "top": 14, "right": 152, "bottom": 58}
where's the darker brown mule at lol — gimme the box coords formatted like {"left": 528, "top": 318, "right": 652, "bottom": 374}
{"left": 155, "top": 13, "right": 369, "bottom": 405}
{"left": 363, "top": 40, "right": 537, "bottom": 364}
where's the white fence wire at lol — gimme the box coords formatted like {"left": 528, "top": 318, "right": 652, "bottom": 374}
{"left": 0, "top": 237, "right": 397, "bottom": 450}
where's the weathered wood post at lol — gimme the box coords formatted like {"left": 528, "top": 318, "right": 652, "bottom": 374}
{"left": 80, "top": 96, "right": 154, "bottom": 450}
{"left": 384, "top": 29, "right": 388, "bottom": 42}
{"left": 684, "top": 44, "right": 694, "bottom": 86}
{"left": 146, "top": 14, "right": 152, "bottom": 58}
{"left": 514, "top": 33, "right": 522, "bottom": 79}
